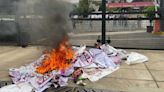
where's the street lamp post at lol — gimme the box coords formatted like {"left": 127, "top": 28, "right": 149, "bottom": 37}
{"left": 160, "top": 0, "right": 164, "bottom": 32}
{"left": 102, "top": 0, "right": 106, "bottom": 44}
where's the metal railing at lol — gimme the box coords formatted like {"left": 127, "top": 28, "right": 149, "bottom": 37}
{"left": 70, "top": 11, "right": 160, "bottom": 32}
{"left": 71, "top": 20, "right": 150, "bottom": 32}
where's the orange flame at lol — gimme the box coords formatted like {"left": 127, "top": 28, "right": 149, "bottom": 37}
{"left": 36, "top": 38, "right": 74, "bottom": 74}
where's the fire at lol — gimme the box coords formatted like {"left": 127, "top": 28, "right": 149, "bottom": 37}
{"left": 36, "top": 38, "right": 74, "bottom": 74}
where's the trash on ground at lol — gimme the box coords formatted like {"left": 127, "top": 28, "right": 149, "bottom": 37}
{"left": 125, "top": 52, "right": 148, "bottom": 65}
{"left": 0, "top": 43, "right": 148, "bottom": 92}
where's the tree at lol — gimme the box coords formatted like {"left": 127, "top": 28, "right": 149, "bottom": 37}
{"left": 78, "top": 0, "right": 89, "bottom": 17}
{"left": 72, "top": 0, "right": 94, "bottom": 17}
{"left": 144, "top": 6, "right": 156, "bottom": 26}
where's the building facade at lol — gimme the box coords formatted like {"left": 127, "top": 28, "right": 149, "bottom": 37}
{"left": 91, "top": 0, "right": 155, "bottom": 3}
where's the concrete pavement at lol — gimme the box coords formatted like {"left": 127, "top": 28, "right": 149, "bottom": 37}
{"left": 0, "top": 46, "right": 164, "bottom": 92}
{"left": 68, "top": 49, "right": 164, "bottom": 91}
{"left": 0, "top": 46, "right": 42, "bottom": 81}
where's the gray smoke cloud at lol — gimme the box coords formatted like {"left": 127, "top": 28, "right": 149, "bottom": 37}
{"left": 14, "top": 0, "right": 73, "bottom": 49}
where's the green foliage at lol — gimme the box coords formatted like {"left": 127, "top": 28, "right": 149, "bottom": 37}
{"left": 106, "top": 8, "right": 122, "bottom": 12}
{"left": 72, "top": 0, "right": 94, "bottom": 17}
{"left": 98, "top": 3, "right": 103, "bottom": 11}
{"left": 144, "top": 6, "right": 155, "bottom": 18}
{"left": 92, "top": 1, "right": 101, "bottom": 6}
{"left": 72, "top": 4, "right": 79, "bottom": 13}
{"left": 78, "top": 0, "right": 90, "bottom": 17}
{"left": 144, "top": 6, "right": 155, "bottom": 12}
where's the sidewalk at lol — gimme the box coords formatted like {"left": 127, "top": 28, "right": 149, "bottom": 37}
{"left": 0, "top": 46, "right": 164, "bottom": 92}
{"left": 68, "top": 49, "right": 164, "bottom": 91}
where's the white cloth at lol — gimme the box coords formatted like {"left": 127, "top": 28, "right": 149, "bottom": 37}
{"left": 0, "top": 83, "right": 33, "bottom": 92}
{"left": 82, "top": 67, "right": 119, "bottom": 82}
{"left": 73, "top": 48, "right": 117, "bottom": 68}
{"left": 73, "top": 48, "right": 119, "bottom": 82}
{"left": 9, "top": 55, "right": 70, "bottom": 92}
{"left": 6, "top": 46, "right": 121, "bottom": 92}
{"left": 100, "top": 44, "right": 128, "bottom": 60}
{"left": 100, "top": 44, "right": 118, "bottom": 56}
{"left": 72, "top": 45, "right": 86, "bottom": 56}
{"left": 89, "top": 48, "right": 117, "bottom": 68}
{"left": 117, "top": 49, "right": 128, "bottom": 59}
{"left": 73, "top": 50, "right": 94, "bottom": 68}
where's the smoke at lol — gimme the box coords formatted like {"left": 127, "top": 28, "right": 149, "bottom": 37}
{"left": 14, "top": 0, "right": 73, "bottom": 49}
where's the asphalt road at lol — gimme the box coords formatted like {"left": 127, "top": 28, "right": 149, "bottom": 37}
{"left": 69, "top": 31, "right": 164, "bottom": 49}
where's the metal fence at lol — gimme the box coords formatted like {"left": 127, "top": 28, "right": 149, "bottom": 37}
{"left": 72, "top": 20, "right": 149, "bottom": 32}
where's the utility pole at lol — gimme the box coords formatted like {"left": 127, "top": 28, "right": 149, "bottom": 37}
{"left": 160, "top": 0, "right": 164, "bottom": 32}
{"left": 102, "top": 0, "right": 106, "bottom": 44}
